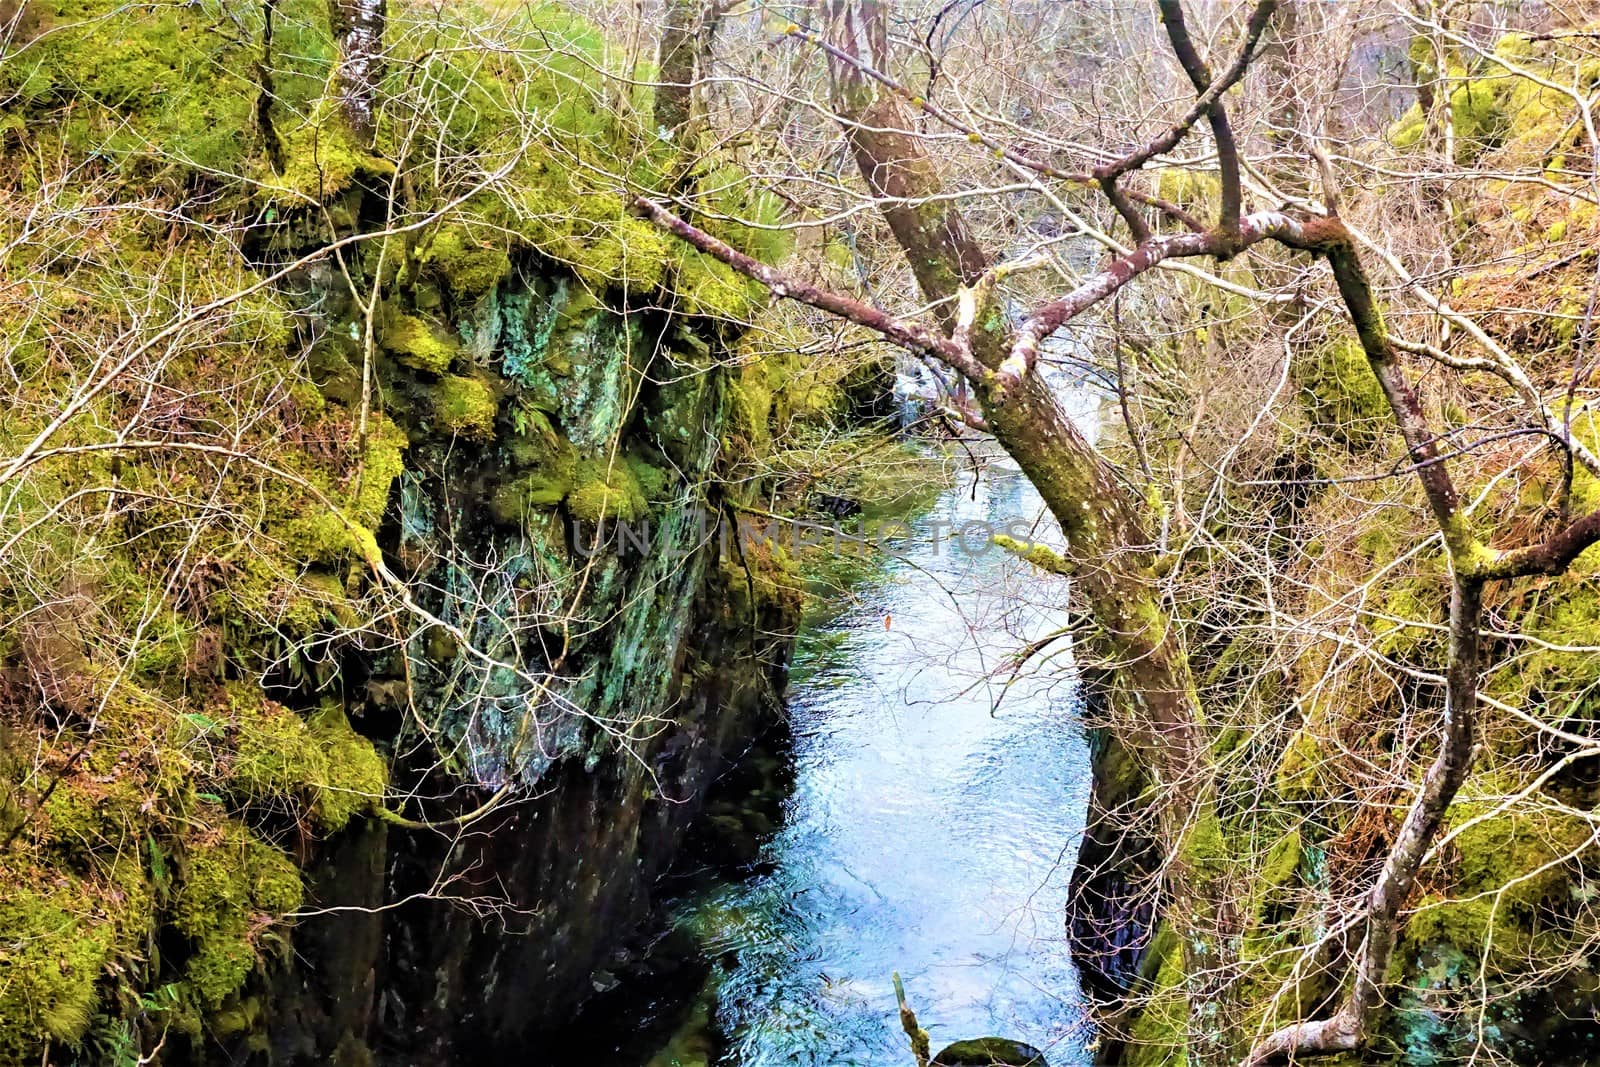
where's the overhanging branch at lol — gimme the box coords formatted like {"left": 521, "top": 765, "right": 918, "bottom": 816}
{"left": 1004, "top": 210, "right": 1314, "bottom": 393}
{"left": 631, "top": 195, "right": 985, "bottom": 380}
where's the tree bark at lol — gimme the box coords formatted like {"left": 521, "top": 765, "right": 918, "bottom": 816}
{"left": 654, "top": 0, "right": 725, "bottom": 144}
{"left": 330, "top": 0, "right": 385, "bottom": 145}
{"left": 821, "top": 2, "right": 989, "bottom": 328}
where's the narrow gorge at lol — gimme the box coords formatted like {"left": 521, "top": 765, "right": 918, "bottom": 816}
{"left": 8, "top": 3, "right": 1600, "bottom": 1067}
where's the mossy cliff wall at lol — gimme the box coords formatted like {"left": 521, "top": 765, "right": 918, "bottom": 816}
{"left": 261, "top": 265, "right": 804, "bottom": 1064}
{"left": 0, "top": 2, "right": 808, "bottom": 1062}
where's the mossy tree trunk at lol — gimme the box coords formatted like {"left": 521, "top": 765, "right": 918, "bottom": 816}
{"left": 817, "top": 3, "right": 1239, "bottom": 1061}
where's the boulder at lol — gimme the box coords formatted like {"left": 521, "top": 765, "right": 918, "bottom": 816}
{"left": 932, "top": 1036, "right": 1049, "bottom": 1066}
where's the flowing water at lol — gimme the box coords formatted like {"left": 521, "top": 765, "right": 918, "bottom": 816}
{"left": 660, "top": 459, "right": 1096, "bottom": 1066}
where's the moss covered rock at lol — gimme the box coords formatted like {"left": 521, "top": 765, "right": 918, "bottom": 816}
{"left": 1296, "top": 336, "right": 1390, "bottom": 452}
{"left": 934, "top": 1037, "right": 1049, "bottom": 1066}
{"left": 431, "top": 374, "right": 500, "bottom": 440}
{"left": 172, "top": 820, "right": 304, "bottom": 1007}
{"left": 567, "top": 457, "right": 649, "bottom": 523}
{"left": 0, "top": 873, "right": 125, "bottom": 1056}
{"left": 421, "top": 226, "right": 514, "bottom": 300}
{"left": 382, "top": 310, "right": 461, "bottom": 375}
{"left": 0, "top": 0, "right": 808, "bottom": 1061}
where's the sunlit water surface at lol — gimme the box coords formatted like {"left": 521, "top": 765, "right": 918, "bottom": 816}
{"left": 673, "top": 462, "right": 1095, "bottom": 1066}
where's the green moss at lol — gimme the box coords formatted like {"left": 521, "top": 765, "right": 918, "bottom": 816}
{"left": 492, "top": 472, "right": 568, "bottom": 520}
{"left": 773, "top": 356, "right": 846, "bottom": 426}
{"left": 277, "top": 511, "right": 365, "bottom": 564}
{"left": 721, "top": 537, "right": 804, "bottom": 621}
{"left": 1404, "top": 896, "right": 1530, "bottom": 971}
{"left": 3, "top": 770, "right": 161, "bottom": 1058}
{"left": 270, "top": 101, "right": 393, "bottom": 205}
{"left": 1388, "top": 65, "right": 1510, "bottom": 161}
{"left": 218, "top": 685, "right": 384, "bottom": 832}
{"left": 1275, "top": 728, "right": 1325, "bottom": 799}
{"left": 172, "top": 820, "right": 303, "bottom": 1007}
{"left": 431, "top": 374, "right": 499, "bottom": 439}
{"left": 514, "top": 186, "right": 675, "bottom": 292}
{"left": 992, "top": 534, "right": 1071, "bottom": 575}
{"left": 494, "top": 406, "right": 581, "bottom": 519}
{"left": 723, "top": 368, "right": 774, "bottom": 454}
{"left": 1402, "top": 786, "right": 1593, "bottom": 969}
{"left": 0, "top": 0, "right": 263, "bottom": 178}
{"left": 0, "top": 874, "right": 118, "bottom": 1053}
{"left": 1178, "top": 804, "right": 1229, "bottom": 873}
{"left": 625, "top": 452, "right": 673, "bottom": 503}
{"left": 567, "top": 457, "right": 648, "bottom": 522}
{"left": 307, "top": 702, "right": 387, "bottom": 831}
{"left": 1449, "top": 76, "right": 1512, "bottom": 159}
{"left": 353, "top": 415, "right": 409, "bottom": 527}
{"left": 673, "top": 252, "right": 767, "bottom": 320}
{"left": 1486, "top": 556, "right": 1600, "bottom": 729}
{"left": 1391, "top": 102, "right": 1428, "bottom": 150}
{"left": 1124, "top": 923, "right": 1189, "bottom": 1067}
{"left": 498, "top": 442, "right": 656, "bottom": 523}
{"left": 1389, "top": 43, "right": 1597, "bottom": 167}
{"left": 1247, "top": 828, "right": 1302, "bottom": 928}
{"left": 1296, "top": 336, "right": 1390, "bottom": 452}
{"left": 218, "top": 555, "right": 346, "bottom": 640}
{"left": 1261, "top": 829, "right": 1302, "bottom": 890}
{"left": 421, "top": 227, "right": 513, "bottom": 300}
{"left": 37, "top": 771, "right": 149, "bottom": 863}
{"left": 1155, "top": 167, "right": 1222, "bottom": 212}
{"left": 380, "top": 310, "right": 461, "bottom": 375}
{"left": 224, "top": 685, "right": 325, "bottom": 801}
{"left": 694, "top": 164, "right": 795, "bottom": 266}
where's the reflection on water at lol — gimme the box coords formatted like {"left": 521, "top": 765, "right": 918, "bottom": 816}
{"left": 674, "top": 462, "right": 1094, "bottom": 1066}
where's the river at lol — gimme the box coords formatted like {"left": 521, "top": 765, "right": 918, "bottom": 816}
{"left": 634, "top": 457, "right": 1096, "bottom": 1067}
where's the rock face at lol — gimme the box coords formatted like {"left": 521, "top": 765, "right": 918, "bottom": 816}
{"left": 0, "top": 4, "right": 812, "bottom": 1062}
{"left": 933, "top": 1036, "right": 1050, "bottom": 1066}
{"left": 267, "top": 683, "right": 787, "bottom": 1063}
{"left": 253, "top": 262, "right": 803, "bottom": 1060}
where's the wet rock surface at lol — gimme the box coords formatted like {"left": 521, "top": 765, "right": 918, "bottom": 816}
{"left": 933, "top": 1037, "right": 1050, "bottom": 1066}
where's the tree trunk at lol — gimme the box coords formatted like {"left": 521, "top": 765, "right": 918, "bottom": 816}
{"left": 654, "top": 0, "right": 724, "bottom": 144}
{"left": 330, "top": 0, "right": 385, "bottom": 145}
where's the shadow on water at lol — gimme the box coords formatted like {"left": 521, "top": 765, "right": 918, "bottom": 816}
{"left": 557, "top": 460, "right": 1096, "bottom": 1067}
